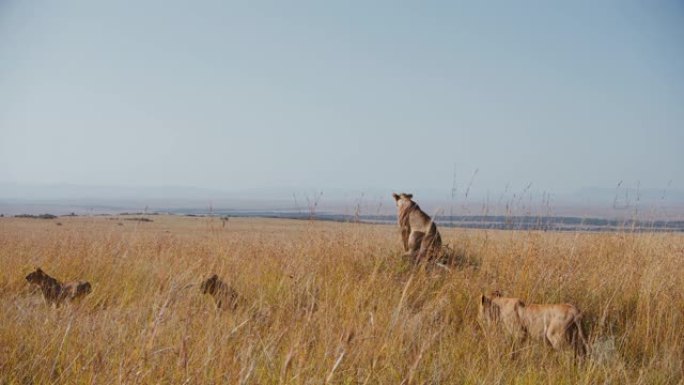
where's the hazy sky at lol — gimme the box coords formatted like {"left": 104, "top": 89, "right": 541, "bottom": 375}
{"left": 1, "top": 0, "right": 683, "bottom": 197}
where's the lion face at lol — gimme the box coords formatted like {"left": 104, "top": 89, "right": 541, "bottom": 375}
{"left": 200, "top": 274, "right": 220, "bottom": 295}
{"left": 25, "top": 268, "right": 47, "bottom": 284}
{"left": 478, "top": 293, "right": 493, "bottom": 322}
{"left": 478, "top": 291, "right": 508, "bottom": 325}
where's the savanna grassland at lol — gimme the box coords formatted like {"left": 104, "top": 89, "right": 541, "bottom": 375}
{"left": 1, "top": 215, "right": 683, "bottom": 384}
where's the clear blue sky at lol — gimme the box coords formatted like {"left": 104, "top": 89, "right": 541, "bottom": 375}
{"left": 1, "top": 0, "right": 682, "bottom": 196}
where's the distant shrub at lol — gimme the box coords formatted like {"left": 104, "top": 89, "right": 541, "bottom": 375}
{"left": 14, "top": 214, "right": 57, "bottom": 219}
{"left": 123, "top": 217, "right": 153, "bottom": 222}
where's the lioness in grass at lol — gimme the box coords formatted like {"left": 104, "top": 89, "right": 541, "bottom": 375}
{"left": 478, "top": 291, "right": 588, "bottom": 357}
{"left": 200, "top": 274, "right": 243, "bottom": 310}
{"left": 25, "top": 267, "right": 92, "bottom": 307}
{"left": 392, "top": 193, "right": 442, "bottom": 263}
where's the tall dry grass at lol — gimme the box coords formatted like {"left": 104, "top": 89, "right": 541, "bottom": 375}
{"left": 0, "top": 215, "right": 683, "bottom": 384}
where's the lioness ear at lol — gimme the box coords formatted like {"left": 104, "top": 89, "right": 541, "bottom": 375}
{"left": 405, "top": 193, "right": 413, "bottom": 199}
{"left": 392, "top": 193, "right": 400, "bottom": 201}
{"left": 36, "top": 267, "right": 43, "bottom": 273}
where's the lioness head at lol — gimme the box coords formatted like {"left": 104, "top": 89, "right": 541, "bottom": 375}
{"left": 392, "top": 192, "right": 415, "bottom": 213}
{"left": 25, "top": 267, "right": 48, "bottom": 284}
{"left": 478, "top": 292, "right": 502, "bottom": 324}
{"left": 392, "top": 192, "right": 413, "bottom": 203}
{"left": 200, "top": 274, "right": 221, "bottom": 295}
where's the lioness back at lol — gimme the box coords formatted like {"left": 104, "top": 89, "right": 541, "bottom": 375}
{"left": 521, "top": 303, "right": 579, "bottom": 331}
{"left": 62, "top": 281, "right": 92, "bottom": 300}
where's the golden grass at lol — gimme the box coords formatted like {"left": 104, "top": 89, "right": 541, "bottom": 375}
{"left": 1, "top": 215, "right": 683, "bottom": 384}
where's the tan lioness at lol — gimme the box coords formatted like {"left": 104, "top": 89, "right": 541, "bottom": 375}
{"left": 392, "top": 193, "right": 442, "bottom": 263}
{"left": 25, "top": 267, "right": 92, "bottom": 307}
{"left": 200, "top": 274, "right": 242, "bottom": 310}
{"left": 478, "top": 291, "right": 588, "bottom": 357}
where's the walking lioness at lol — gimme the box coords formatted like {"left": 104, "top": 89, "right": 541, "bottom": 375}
{"left": 25, "top": 267, "right": 92, "bottom": 307}
{"left": 478, "top": 291, "right": 588, "bottom": 357}
{"left": 392, "top": 193, "right": 442, "bottom": 263}
{"left": 200, "top": 274, "right": 242, "bottom": 310}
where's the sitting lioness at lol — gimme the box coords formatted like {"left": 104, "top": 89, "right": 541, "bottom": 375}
{"left": 392, "top": 193, "right": 442, "bottom": 263}
{"left": 478, "top": 291, "right": 588, "bottom": 357}
{"left": 25, "top": 267, "right": 92, "bottom": 307}
{"left": 200, "top": 274, "right": 242, "bottom": 310}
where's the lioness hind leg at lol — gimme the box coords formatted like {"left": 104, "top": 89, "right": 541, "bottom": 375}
{"left": 417, "top": 232, "right": 441, "bottom": 262}
{"left": 569, "top": 321, "right": 588, "bottom": 358}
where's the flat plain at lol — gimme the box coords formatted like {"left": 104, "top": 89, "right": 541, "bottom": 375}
{"left": 1, "top": 215, "right": 683, "bottom": 384}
